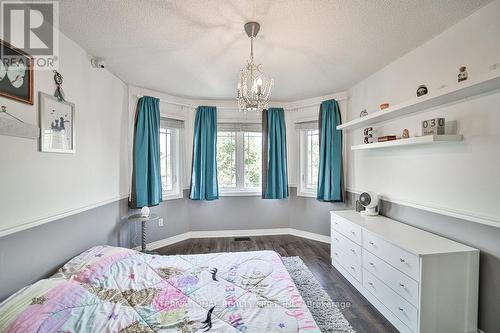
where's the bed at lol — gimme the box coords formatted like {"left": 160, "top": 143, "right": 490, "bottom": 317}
{"left": 0, "top": 246, "right": 320, "bottom": 332}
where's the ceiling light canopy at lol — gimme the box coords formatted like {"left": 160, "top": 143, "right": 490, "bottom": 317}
{"left": 237, "top": 22, "right": 274, "bottom": 112}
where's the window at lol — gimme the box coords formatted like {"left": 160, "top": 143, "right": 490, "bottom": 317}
{"left": 217, "top": 123, "right": 262, "bottom": 195}
{"left": 217, "top": 131, "right": 237, "bottom": 189}
{"left": 160, "top": 118, "right": 183, "bottom": 199}
{"left": 298, "top": 125, "right": 320, "bottom": 197}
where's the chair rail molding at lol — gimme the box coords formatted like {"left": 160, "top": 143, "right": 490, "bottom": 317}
{"left": 346, "top": 188, "right": 500, "bottom": 228}
{"left": 0, "top": 194, "right": 130, "bottom": 238}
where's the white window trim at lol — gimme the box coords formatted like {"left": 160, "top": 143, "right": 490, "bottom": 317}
{"left": 297, "top": 129, "right": 318, "bottom": 198}
{"left": 160, "top": 124, "right": 184, "bottom": 201}
{"left": 218, "top": 129, "right": 262, "bottom": 196}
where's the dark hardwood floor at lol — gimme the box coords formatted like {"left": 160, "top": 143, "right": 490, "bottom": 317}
{"left": 157, "top": 235, "right": 398, "bottom": 333}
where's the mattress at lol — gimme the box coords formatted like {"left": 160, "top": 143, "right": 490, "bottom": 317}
{"left": 0, "top": 246, "right": 320, "bottom": 332}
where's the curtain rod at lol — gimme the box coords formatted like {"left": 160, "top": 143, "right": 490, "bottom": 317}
{"left": 135, "top": 94, "right": 347, "bottom": 111}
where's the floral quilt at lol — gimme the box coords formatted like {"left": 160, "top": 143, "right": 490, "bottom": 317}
{"left": 0, "top": 246, "right": 320, "bottom": 332}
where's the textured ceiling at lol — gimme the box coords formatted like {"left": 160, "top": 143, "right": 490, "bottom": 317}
{"left": 58, "top": 0, "right": 490, "bottom": 101}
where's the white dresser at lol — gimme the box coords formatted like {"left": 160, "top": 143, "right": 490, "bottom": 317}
{"left": 330, "top": 210, "right": 479, "bottom": 333}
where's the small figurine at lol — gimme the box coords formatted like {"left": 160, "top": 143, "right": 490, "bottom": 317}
{"left": 402, "top": 129, "right": 410, "bottom": 139}
{"left": 416, "top": 85, "right": 428, "bottom": 97}
{"left": 364, "top": 127, "right": 376, "bottom": 144}
{"left": 53, "top": 70, "right": 66, "bottom": 102}
{"left": 458, "top": 66, "right": 468, "bottom": 82}
{"left": 380, "top": 103, "right": 389, "bottom": 110}
{"left": 359, "top": 109, "right": 368, "bottom": 117}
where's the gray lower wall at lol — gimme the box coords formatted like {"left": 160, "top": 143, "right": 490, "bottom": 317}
{"left": 289, "top": 189, "right": 352, "bottom": 235}
{"left": 1, "top": 189, "right": 499, "bottom": 331}
{"left": 189, "top": 190, "right": 290, "bottom": 231}
{"left": 0, "top": 198, "right": 130, "bottom": 302}
{"left": 129, "top": 190, "right": 192, "bottom": 245}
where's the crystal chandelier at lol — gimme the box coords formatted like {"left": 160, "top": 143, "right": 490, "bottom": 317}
{"left": 237, "top": 22, "right": 274, "bottom": 112}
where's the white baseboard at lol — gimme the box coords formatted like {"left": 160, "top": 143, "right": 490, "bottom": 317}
{"left": 138, "top": 232, "right": 192, "bottom": 251}
{"left": 288, "top": 228, "right": 331, "bottom": 243}
{"left": 134, "top": 228, "right": 330, "bottom": 251}
{"left": 189, "top": 228, "right": 291, "bottom": 239}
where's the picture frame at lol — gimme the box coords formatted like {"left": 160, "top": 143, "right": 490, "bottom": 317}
{"left": 0, "top": 39, "right": 34, "bottom": 105}
{"left": 39, "top": 92, "right": 75, "bottom": 153}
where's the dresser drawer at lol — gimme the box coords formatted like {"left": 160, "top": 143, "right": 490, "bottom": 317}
{"left": 332, "top": 247, "right": 362, "bottom": 282}
{"left": 363, "top": 250, "right": 420, "bottom": 307}
{"left": 331, "top": 230, "right": 362, "bottom": 263}
{"left": 331, "top": 215, "right": 362, "bottom": 245}
{"left": 363, "top": 231, "right": 420, "bottom": 281}
{"left": 364, "top": 269, "right": 419, "bottom": 333}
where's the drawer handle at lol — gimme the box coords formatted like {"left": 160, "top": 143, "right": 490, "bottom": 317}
{"left": 368, "top": 262, "right": 375, "bottom": 266}
{"left": 399, "top": 258, "right": 406, "bottom": 263}
{"left": 333, "top": 252, "right": 339, "bottom": 256}
{"left": 368, "top": 282, "right": 374, "bottom": 286}
{"left": 398, "top": 307, "right": 404, "bottom": 312}
{"left": 350, "top": 266, "right": 355, "bottom": 270}
{"left": 399, "top": 283, "right": 405, "bottom": 288}
{"left": 334, "top": 237, "right": 339, "bottom": 241}
{"left": 369, "top": 241, "right": 375, "bottom": 246}
{"left": 350, "top": 249, "right": 356, "bottom": 253}
{"left": 351, "top": 231, "right": 356, "bottom": 235}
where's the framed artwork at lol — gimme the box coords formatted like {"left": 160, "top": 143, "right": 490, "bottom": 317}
{"left": 0, "top": 39, "right": 34, "bottom": 104}
{"left": 39, "top": 92, "right": 75, "bottom": 153}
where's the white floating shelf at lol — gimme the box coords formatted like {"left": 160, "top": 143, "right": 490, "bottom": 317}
{"left": 351, "top": 134, "right": 463, "bottom": 150}
{"left": 338, "top": 69, "right": 500, "bottom": 131}
{"left": 0, "top": 117, "right": 40, "bottom": 139}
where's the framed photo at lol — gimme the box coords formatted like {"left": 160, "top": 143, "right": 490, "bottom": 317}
{"left": 0, "top": 39, "right": 34, "bottom": 104}
{"left": 39, "top": 92, "right": 75, "bottom": 153}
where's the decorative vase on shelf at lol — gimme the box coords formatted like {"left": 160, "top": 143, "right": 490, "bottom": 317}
{"left": 458, "top": 66, "right": 468, "bottom": 82}
{"left": 380, "top": 103, "right": 389, "bottom": 110}
{"left": 416, "top": 85, "right": 428, "bottom": 97}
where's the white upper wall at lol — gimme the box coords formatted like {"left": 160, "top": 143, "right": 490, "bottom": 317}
{"left": 0, "top": 32, "right": 129, "bottom": 237}
{"left": 346, "top": 0, "right": 500, "bottom": 225}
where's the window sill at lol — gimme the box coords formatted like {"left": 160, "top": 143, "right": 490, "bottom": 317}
{"left": 163, "top": 193, "right": 184, "bottom": 201}
{"left": 219, "top": 190, "right": 262, "bottom": 197}
{"left": 297, "top": 191, "right": 317, "bottom": 198}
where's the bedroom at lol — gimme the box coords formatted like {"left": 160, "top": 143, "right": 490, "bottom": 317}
{"left": 0, "top": 0, "right": 499, "bottom": 332}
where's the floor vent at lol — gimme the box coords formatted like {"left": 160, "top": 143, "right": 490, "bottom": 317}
{"left": 234, "top": 237, "right": 251, "bottom": 242}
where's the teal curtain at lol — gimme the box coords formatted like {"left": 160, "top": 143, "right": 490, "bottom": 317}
{"left": 190, "top": 106, "right": 219, "bottom": 200}
{"left": 317, "top": 99, "right": 343, "bottom": 202}
{"left": 262, "top": 107, "right": 288, "bottom": 199}
{"left": 130, "top": 96, "right": 162, "bottom": 208}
